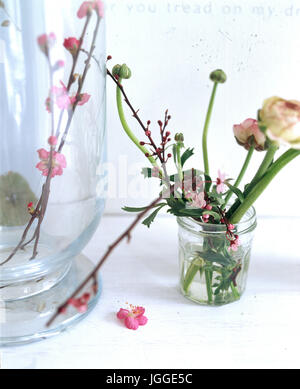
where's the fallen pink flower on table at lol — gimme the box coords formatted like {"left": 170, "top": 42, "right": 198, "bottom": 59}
{"left": 36, "top": 148, "right": 67, "bottom": 178}
{"left": 117, "top": 305, "right": 148, "bottom": 330}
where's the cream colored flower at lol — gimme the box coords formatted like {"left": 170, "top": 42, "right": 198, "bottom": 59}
{"left": 260, "top": 96, "right": 300, "bottom": 149}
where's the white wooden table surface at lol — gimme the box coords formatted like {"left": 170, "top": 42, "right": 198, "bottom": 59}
{"left": 1, "top": 215, "right": 300, "bottom": 369}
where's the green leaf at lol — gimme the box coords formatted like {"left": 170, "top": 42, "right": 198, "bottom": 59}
{"left": 204, "top": 173, "right": 212, "bottom": 192}
{"left": 201, "top": 210, "right": 221, "bottom": 222}
{"left": 0, "top": 171, "right": 38, "bottom": 226}
{"left": 141, "top": 167, "right": 152, "bottom": 178}
{"left": 181, "top": 148, "right": 194, "bottom": 167}
{"left": 225, "top": 183, "right": 244, "bottom": 203}
{"left": 122, "top": 203, "right": 165, "bottom": 213}
{"left": 142, "top": 204, "right": 166, "bottom": 228}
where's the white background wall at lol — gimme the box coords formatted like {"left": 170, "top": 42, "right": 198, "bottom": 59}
{"left": 105, "top": 0, "right": 300, "bottom": 217}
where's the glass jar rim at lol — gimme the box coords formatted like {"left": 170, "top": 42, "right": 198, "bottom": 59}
{"left": 177, "top": 205, "right": 256, "bottom": 236}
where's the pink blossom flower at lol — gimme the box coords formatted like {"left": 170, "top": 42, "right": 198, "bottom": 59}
{"left": 70, "top": 93, "right": 91, "bottom": 106}
{"left": 94, "top": 0, "right": 105, "bottom": 17}
{"left": 77, "top": 0, "right": 104, "bottom": 19}
{"left": 186, "top": 191, "right": 206, "bottom": 209}
{"left": 117, "top": 305, "right": 148, "bottom": 330}
{"left": 53, "top": 60, "right": 65, "bottom": 71}
{"left": 216, "top": 170, "right": 226, "bottom": 194}
{"left": 228, "top": 235, "right": 240, "bottom": 252}
{"left": 36, "top": 148, "right": 67, "bottom": 178}
{"left": 233, "top": 118, "right": 266, "bottom": 151}
{"left": 45, "top": 97, "right": 51, "bottom": 113}
{"left": 151, "top": 167, "right": 160, "bottom": 178}
{"left": 51, "top": 81, "right": 71, "bottom": 110}
{"left": 63, "top": 37, "right": 80, "bottom": 55}
{"left": 68, "top": 293, "right": 91, "bottom": 313}
{"left": 27, "top": 202, "right": 35, "bottom": 215}
{"left": 48, "top": 136, "right": 58, "bottom": 146}
{"left": 37, "top": 32, "right": 56, "bottom": 54}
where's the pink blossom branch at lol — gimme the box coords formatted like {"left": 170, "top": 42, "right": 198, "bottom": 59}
{"left": 1, "top": 14, "right": 102, "bottom": 265}
{"left": 46, "top": 196, "right": 162, "bottom": 327}
{"left": 58, "top": 14, "right": 102, "bottom": 153}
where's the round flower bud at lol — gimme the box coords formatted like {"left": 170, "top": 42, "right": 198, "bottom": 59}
{"left": 119, "top": 64, "right": 132, "bottom": 79}
{"left": 112, "top": 64, "right": 131, "bottom": 79}
{"left": 112, "top": 64, "right": 122, "bottom": 78}
{"left": 210, "top": 69, "right": 227, "bottom": 84}
{"left": 260, "top": 96, "right": 300, "bottom": 149}
{"left": 175, "top": 133, "right": 184, "bottom": 143}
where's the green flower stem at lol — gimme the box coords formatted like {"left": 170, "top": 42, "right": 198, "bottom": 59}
{"left": 224, "top": 146, "right": 254, "bottom": 206}
{"left": 205, "top": 268, "right": 213, "bottom": 304}
{"left": 116, "top": 78, "right": 158, "bottom": 168}
{"left": 226, "top": 143, "right": 278, "bottom": 219}
{"left": 176, "top": 144, "right": 183, "bottom": 183}
{"left": 229, "top": 148, "right": 300, "bottom": 224}
{"left": 183, "top": 261, "right": 199, "bottom": 293}
{"left": 249, "top": 143, "right": 279, "bottom": 188}
{"left": 230, "top": 282, "right": 240, "bottom": 299}
{"left": 202, "top": 82, "right": 218, "bottom": 177}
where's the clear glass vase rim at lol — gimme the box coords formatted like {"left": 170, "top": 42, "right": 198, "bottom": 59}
{"left": 176, "top": 206, "right": 257, "bottom": 236}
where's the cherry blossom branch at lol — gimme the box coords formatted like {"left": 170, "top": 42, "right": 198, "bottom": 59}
{"left": 46, "top": 196, "right": 162, "bottom": 327}
{"left": 1, "top": 13, "right": 101, "bottom": 265}
{"left": 55, "top": 14, "right": 91, "bottom": 139}
{"left": 58, "top": 14, "right": 101, "bottom": 153}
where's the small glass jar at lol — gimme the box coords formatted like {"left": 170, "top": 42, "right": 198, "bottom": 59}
{"left": 177, "top": 207, "right": 256, "bottom": 306}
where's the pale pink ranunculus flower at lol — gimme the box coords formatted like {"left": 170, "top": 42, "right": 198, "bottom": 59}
{"left": 216, "top": 170, "right": 226, "bottom": 194}
{"left": 77, "top": 0, "right": 104, "bottom": 19}
{"left": 36, "top": 149, "right": 67, "bottom": 178}
{"left": 117, "top": 305, "right": 148, "bottom": 330}
{"left": 233, "top": 118, "right": 266, "bottom": 151}
{"left": 260, "top": 96, "right": 300, "bottom": 149}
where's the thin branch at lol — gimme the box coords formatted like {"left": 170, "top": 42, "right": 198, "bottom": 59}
{"left": 46, "top": 196, "right": 162, "bottom": 327}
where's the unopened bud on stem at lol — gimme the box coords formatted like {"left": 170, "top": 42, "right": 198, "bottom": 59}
{"left": 112, "top": 63, "right": 132, "bottom": 79}
{"left": 210, "top": 69, "right": 227, "bottom": 84}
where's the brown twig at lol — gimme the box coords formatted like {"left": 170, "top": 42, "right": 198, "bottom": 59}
{"left": 107, "top": 68, "right": 172, "bottom": 187}
{"left": 46, "top": 196, "right": 162, "bottom": 327}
